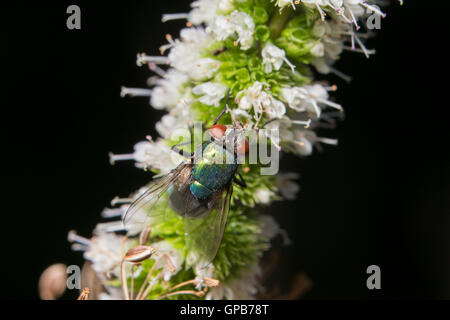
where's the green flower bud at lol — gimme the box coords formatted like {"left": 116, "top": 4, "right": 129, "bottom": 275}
{"left": 253, "top": 6, "right": 269, "bottom": 24}
{"left": 255, "top": 25, "right": 270, "bottom": 42}
{"left": 235, "top": 68, "right": 251, "bottom": 84}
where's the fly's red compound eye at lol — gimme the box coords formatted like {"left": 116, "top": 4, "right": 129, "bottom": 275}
{"left": 236, "top": 139, "right": 249, "bottom": 155}
{"left": 210, "top": 124, "right": 227, "bottom": 139}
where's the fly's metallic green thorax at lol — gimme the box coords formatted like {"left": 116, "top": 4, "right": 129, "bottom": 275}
{"left": 190, "top": 142, "right": 238, "bottom": 200}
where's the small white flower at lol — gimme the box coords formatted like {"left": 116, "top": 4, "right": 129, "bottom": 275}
{"left": 311, "top": 57, "right": 331, "bottom": 74}
{"left": 313, "top": 20, "right": 345, "bottom": 60}
{"left": 229, "top": 108, "right": 253, "bottom": 123}
{"left": 310, "top": 8, "right": 376, "bottom": 66}
{"left": 230, "top": 11, "right": 255, "bottom": 50}
{"left": 155, "top": 114, "right": 178, "bottom": 138}
{"left": 218, "top": 0, "right": 234, "bottom": 12}
{"left": 237, "top": 82, "right": 265, "bottom": 119}
{"left": 192, "top": 82, "right": 228, "bottom": 106}
{"left": 262, "top": 43, "right": 296, "bottom": 73}
{"left": 189, "top": 0, "right": 221, "bottom": 25}
{"left": 155, "top": 112, "right": 193, "bottom": 139}
{"left": 161, "top": 1, "right": 219, "bottom": 25}
{"left": 193, "top": 264, "right": 215, "bottom": 290}
{"left": 161, "top": 0, "right": 235, "bottom": 25}
{"left": 168, "top": 28, "right": 215, "bottom": 79}
{"left": 291, "top": 131, "right": 314, "bottom": 156}
{"left": 189, "top": 57, "right": 221, "bottom": 81}
{"left": 151, "top": 70, "right": 189, "bottom": 110}
{"left": 132, "top": 140, "right": 184, "bottom": 174}
{"left": 281, "top": 84, "right": 342, "bottom": 118}
{"left": 259, "top": 116, "right": 292, "bottom": 150}
{"left": 83, "top": 233, "right": 125, "bottom": 275}
{"left": 310, "top": 42, "right": 325, "bottom": 57}
{"left": 312, "top": 21, "right": 327, "bottom": 37}
{"left": 342, "top": 0, "right": 385, "bottom": 26}
{"left": 206, "top": 264, "right": 261, "bottom": 300}
{"left": 237, "top": 81, "right": 286, "bottom": 122}
{"left": 276, "top": 172, "right": 300, "bottom": 200}
{"left": 151, "top": 87, "right": 175, "bottom": 110}
{"left": 264, "top": 98, "right": 286, "bottom": 119}
{"left": 287, "top": 129, "right": 338, "bottom": 156}
{"left": 254, "top": 188, "right": 274, "bottom": 204}
{"left": 167, "top": 43, "right": 195, "bottom": 72}
{"left": 179, "top": 27, "right": 212, "bottom": 47}
{"left": 209, "top": 15, "right": 235, "bottom": 41}
{"left": 209, "top": 11, "right": 255, "bottom": 50}
{"left": 258, "top": 215, "right": 280, "bottom": 240}
{"left": 303, "top": 0, "right": 385, "bottom": 24}
{"left": 282, "top": 86, "right": 320, "bottom": 117}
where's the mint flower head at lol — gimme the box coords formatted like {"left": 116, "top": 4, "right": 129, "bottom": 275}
{"left": 52, "top": 0, "right": 398, "bottom": 300}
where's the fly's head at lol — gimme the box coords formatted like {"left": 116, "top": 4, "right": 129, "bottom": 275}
{"left": 209, "top": 123, "right": 249, "bottom": 156}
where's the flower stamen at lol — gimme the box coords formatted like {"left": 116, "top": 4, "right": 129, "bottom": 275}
{"left": 161, "top": 13, "right": 189, "bottom": 23}
{"left": 148, "top": 62, "right": 167, "bottom": 77}
{"left": 101, "top": 207, "right": 123, "bottom": 218}
{"left": 120, "top": 87, "right": 152, "bottom": 98}
{"left": 136, "top": 53, "right": 169, "bottom": 66}
{"left": 111, "top": 196, "right": 134, "bottom": 206}
{"left": 108, "top": 152, "right": 135, "bottom": 165}
{"left": 67, "top": 230, "right": 91, "bottom": 246}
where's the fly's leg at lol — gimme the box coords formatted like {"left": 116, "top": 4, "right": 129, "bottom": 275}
{"left": 211, "top": 89, "right": 231, "bottom": 127}
{"left": 233, "top": 173, "right": 247, "bottom": 189}
{"left": 171, "top": 142, "right": 194, "bottom": 159}
{"left": 259, "top": 118, "right": 278, "bottom": 129}
{"left": 213, "top": 47, "right": 229, "bottom": 56}
{"left": 211, "top": 104, "right": 227, "bottom": 127}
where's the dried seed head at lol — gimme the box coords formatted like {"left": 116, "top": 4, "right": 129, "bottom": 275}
{"left": 163, "top": 254, "right": 176, "bottom": 273}
{"left": 124, "top": 245, "right": 156, "bottom": 263}
{"left": 139, "top": 226, "right": 151, "bottom": 245}
{"left": 80, "top": 261, "right": 105, "bottom": 300}
{"left": 203, "top": 277, "right": 220, "bottom": 288}
{"left": 38, "top": 263, "right": 67, "bottom": 300}
{"left": 77, "top": 287, "right": 90, "bottom": 300}
{"left": 195, "top": 291, "right": 205, "bottom": 297}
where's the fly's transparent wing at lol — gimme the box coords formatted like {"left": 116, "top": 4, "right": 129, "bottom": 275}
{"left": 123, "top": 162, "right": 192, "bottom": 227}
{"left": 184, "top": 183, "right": 233, "bottom": 268}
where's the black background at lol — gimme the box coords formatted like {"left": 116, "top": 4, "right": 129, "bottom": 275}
{"left": 2, "top": 1, "right": 450, "bottom": 300}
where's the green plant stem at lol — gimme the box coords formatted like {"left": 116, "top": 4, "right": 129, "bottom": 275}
{"left": 269, "top": 7, "right": 293, "bottom": 40}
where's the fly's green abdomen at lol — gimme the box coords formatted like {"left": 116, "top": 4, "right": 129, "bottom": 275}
{"left": 189, "top": 180, "right": 212, "bottom": 200}
{"left": 190, "top": 142, "right": 238, "bottom": 200}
